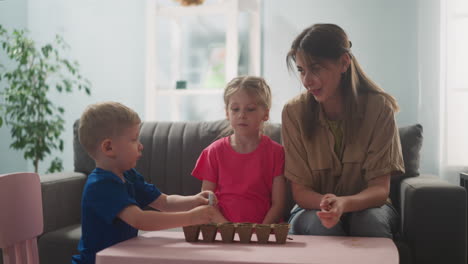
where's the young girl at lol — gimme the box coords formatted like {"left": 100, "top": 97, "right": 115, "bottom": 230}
{"left": 192, "top": 76, "right": 286, "bottom": 224}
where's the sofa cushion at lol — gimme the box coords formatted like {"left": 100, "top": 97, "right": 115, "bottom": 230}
{"left": 38, "top": 224, "right": 81, "bottom": 264}
{"left": 390, "top": 124, "right": 423, "bottom": 211}
{"left": 73, "top": 120, "right": 95, "bottom": 176}
{"left": 136, "top": 120, "right": 229, "bottom": 195}
{"left": 74, "top": 119, "right": 282, "bottom": 195}
{"left": 399, "top": 124, "right": 423, "bottom": 178}
{"left": 73, "top": 119, "right": 419, "bottom": 214}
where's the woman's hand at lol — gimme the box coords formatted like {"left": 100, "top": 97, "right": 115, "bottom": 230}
{"left": 316, "top": 194, "right": 346, "bottom": 229}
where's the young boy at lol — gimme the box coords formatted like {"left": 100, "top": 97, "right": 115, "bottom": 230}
{"left": 72, "top": 101, "right": 224, "bottom": 264}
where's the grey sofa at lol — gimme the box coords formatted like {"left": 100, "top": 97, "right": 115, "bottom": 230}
{"left": 5, "top": 120, "right": 463, "bottom": 264}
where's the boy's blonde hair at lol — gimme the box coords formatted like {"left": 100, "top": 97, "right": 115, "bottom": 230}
{"left": 223, "top": 76, "right": 272, "bottom": 110}
{"left": 79, "top": 101, "right": 141, "bottom": 157}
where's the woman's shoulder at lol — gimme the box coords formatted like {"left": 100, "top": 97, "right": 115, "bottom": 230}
{"left": 284, "top": 92, "right": 309, "bottom": 107}
{"left": 360, "top": 92, "right": 395, "bottom": 114}
{"left": 283, "top": 92, "right": 312, "bottom": 116}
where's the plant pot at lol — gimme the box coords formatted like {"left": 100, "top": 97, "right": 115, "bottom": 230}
{"left": 200, "top": 223, "right": 218, "bottom": 242}
{"left": 218, "top": 222, "right": 235, "bottom": 243}
{"left": 273, "top": 223, "right": 290, "bottom": 244}
{"left": 236, "top": 223, "right": 254, "bottom": 244}
{"left": 255, "top": 224, "right": 272, "bottom": 244}
{"left": 183, "top": 225, "right": 200, "bottom": 242}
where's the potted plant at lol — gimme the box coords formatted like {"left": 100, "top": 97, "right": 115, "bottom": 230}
{"left": 0, "top": 25, "right": 91, "bottom": 173}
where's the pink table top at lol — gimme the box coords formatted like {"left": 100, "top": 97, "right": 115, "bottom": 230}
{"left": 96, "top": 231, "right": 398, "bottom": 264}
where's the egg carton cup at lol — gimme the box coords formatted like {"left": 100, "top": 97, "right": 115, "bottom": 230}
{"left": 182, "top": 222, "right": 290, "bottom": 244}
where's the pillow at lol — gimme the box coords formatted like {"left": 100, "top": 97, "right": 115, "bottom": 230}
{"left": 73, "top": 119, "right": 95, "bottom": 176}
{"left": 390, "top": 124, "right": 423, "bottom": 211}
{"left": 399, "top": 124, "right": 423, "bottom": 179}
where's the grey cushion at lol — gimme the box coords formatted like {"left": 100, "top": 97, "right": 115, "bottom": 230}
{"left": 390, "top": 124, "right": 423, "bottom": 211}
{"left": 38, "top": 224, "right": 81, "bottom": 264}
{"left": 73, "top": 119, "right": 420, "bottom": 213}
{"left": 74, "top": 119, "right": 281, "bottom": 192}
{"left": 399, "top": 124, "right": 423, "bottom": 178}
{"left": 73, "top": 120, "right": 95, "bottom": 176}
{"left": 136, "top": 120, "right": 229, "bottom": 194}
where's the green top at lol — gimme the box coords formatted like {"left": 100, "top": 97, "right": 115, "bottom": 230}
{"left": 325, "top": 119, "right": 343, "bottom": 160}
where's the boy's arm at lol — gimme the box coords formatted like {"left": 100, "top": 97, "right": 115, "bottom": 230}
{"left": 149, "top": 191, "right": 213, "bottom": 212}
{"left": 117, "top": 204, "right": 223, "bottom": 231}
{"left": 262, "top": 175, "right": 286, "bottom": 224}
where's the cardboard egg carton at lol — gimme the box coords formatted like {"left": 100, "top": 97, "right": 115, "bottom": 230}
{"left": 183, "top": 222, "right": 290, "bottom": 244}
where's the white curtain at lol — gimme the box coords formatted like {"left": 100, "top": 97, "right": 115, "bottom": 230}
{"left": 438, "top": 0, "right": 468, "bottom": 183}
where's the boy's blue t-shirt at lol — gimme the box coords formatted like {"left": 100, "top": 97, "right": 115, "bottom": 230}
{"left": 72, "top": 168, "right": 161, "bottom": 264}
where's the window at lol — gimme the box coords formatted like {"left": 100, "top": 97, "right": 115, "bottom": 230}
{"left": 145, "top": 0, "right": 261, "bottom": 121}
{"left": 442, "top": 0, "right": 468, "bottom": 166}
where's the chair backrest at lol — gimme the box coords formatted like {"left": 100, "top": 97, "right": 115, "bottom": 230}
{"left": 0, "top": 172, "right": 43, "bottom": 264}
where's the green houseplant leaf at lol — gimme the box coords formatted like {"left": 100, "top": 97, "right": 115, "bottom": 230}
{"left": 0, "top": 25, "right": 91, "bottom": 173}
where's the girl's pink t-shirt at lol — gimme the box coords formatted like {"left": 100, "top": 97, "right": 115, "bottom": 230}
{"left": 192, "top": 135, "right": 285, "bottom": 223}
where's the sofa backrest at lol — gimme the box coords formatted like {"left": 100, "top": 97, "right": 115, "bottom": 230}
{"left": 73, "top": 120, "right": 422, "bottom": 218}
{"left": 135, "top": 120, "right": 281, "bottom": 195}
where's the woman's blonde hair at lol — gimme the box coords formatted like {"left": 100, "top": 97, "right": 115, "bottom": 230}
{"left": 286, "top": 23, "right": 399, "bottom": 141}
{"left": 219, "top": 76, "right": 272, "bottom": 137}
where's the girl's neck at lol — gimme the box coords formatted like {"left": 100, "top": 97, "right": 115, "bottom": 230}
{"left": 229, "top": 133, "right": 262, "bottom": 154}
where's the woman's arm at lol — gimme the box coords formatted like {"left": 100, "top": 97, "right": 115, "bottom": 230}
{"left": 317, "top": 174, "right": 390, "bottom": 228}
{"left": 262, "top": 175, "right": 286, "bottom": 224}
{"left": 339, "top": 174, "right": 390, "bottom": 213}
{"left": 290, "top": 181, "right": 324, "bottom": 210}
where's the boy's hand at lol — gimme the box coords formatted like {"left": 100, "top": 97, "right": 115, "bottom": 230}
{"left": 189, "top": 205, "right": 227, "bottom": 225}
{"left": 195, "top": 190, "right": 218, "bottom": 206}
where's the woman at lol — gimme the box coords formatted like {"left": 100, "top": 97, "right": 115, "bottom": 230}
{"left": 282, "top": 23, "right": 404, "bottom": 238}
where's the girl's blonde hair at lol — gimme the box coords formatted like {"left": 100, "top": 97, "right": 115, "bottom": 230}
{"left": 219, "top": 76, "right": 272, "bottom": 137}
{"left": 223, "top": 75, "right": 272, "bottom": 110}
{"left": 286, "top": 23, "right": 399, "bottom": 141}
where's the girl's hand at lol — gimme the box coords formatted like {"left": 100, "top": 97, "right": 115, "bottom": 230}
{"left": 316, "top": 194, "right": 345, "bottom": 229}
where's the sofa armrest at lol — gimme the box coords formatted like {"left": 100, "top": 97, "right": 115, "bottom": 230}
{"left": 400, "top": 174, "right": 467, "bottom": 264}
{"left": 41, "top": 172, "right": 87, "bottom": 234}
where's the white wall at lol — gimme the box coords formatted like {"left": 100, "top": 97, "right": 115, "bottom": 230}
{"left": 0, "top": 0, "right": 29, "bottom": 174}
{"left": 416, "top": 0, "right": 442, "bottom": 180}
{"left": 263, "top": 0, "right": 442, "bottom": 179}
{"left": 263, "top": 0, "right": 419, "bottom": 124}
{"left": 26, "top": 0, "right": 147, "bottom": 173}
{"left": 0, "top": 0, "right": 444, "bottom": 181}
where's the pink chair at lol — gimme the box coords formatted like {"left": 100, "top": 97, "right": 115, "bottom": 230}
{"left": 0, "top": 173, "right": 43, "bottom": 264}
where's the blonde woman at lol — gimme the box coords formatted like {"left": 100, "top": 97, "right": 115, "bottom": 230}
{"left": 283, "top": 24, "right": 404, "bottom": 238}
